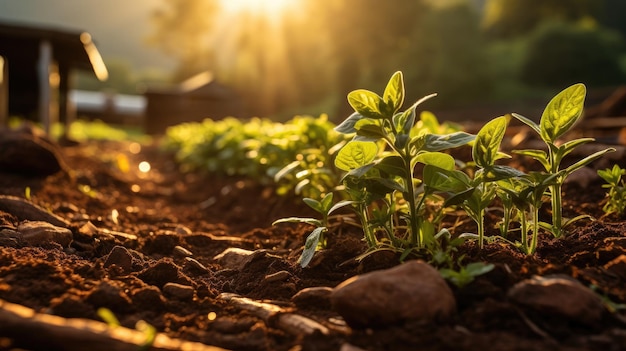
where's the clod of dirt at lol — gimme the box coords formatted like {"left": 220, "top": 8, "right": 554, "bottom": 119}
{"left": 0, "top": 127, "right": 68, "bottom": 176}
{"left": 330, "top": 260, "right": 456, "bottom": 328}
{"left": 291, "top": 287, "right": 333, "bottom": 310}
{"left": 103, "top": 245, "right": 134, "bottom": 274}
{"left": 17, "top": 220, "right": 73, "bottom": 247}
{"left": 508, "top": 275, "right": 606, "bottom": 323}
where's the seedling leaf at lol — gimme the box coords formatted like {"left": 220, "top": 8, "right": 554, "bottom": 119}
{"left": 511, "top": 113, "right": 540, "bottom": 135}
{"left": 348, "top": 89, "right": 384, "bottom": 119}
{"left": 335, "top": 141, "right": 378, "bottom": 171}
{"left": 335, "top": 112, "right": 365, "bottom": 134}
{"left": 423, "top": 132, "right": 475, "bottom": 152}
{"left": 473, "top": 116, "right": 508, "bottom": 168}
{"left": 415, "top": 152, "right": 456, "bottom": 170}
{"left": 272, "top": 217, "right": 323, "bottom": 227}
{"left": 299, "top": 227, "right": 327, "bottom": 267}
{"left": 383, "top": 71, "right": 405, "bottom": 114}
{"left": 540, "top": 83, "right": 586, "bottom": 143}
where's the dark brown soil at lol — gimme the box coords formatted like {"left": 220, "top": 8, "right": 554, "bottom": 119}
{"left": 0, "top": 134, "right": 625, "bottom": 351}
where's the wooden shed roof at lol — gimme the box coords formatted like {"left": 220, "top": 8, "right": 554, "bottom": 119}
{"left": 0, "top": 21, "right": 108, "bottom": 80}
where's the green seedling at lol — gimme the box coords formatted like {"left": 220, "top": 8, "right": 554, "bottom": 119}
{"left": 423, "top": 116, "right": 523, "bottom": 248}
{"left": 497, "top": 172, "right": 558, "bottom": 255}
{"left": 273, "top": 192, "right": 354, "bottom": 267}
{"left": 333, "top": 71, "right": 475, "bottom": 250}
{"left": 598, "top": 164, "right": 626, "bottom": 217}
{"left": 512, "top": 83, "right": 615, "bottom": 237}
{"left": 439, "top": 262, "right": 495, "bottom": 288}
{"left": 98, "top": 307, "right": 156, "bottom": 351}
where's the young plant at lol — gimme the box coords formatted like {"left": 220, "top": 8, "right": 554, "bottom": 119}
{"left": 512, "top": 83, "right": 615, "bottom": 237}
{"left": 439, "top": 261, "right": 495, "bottom": 288}
{"left": 333, "top": 71, "right": 475, "bottom": 250}
{"left": 598, "top": 164, "right": 626, "bottom": 217}
{"left": 273, "top": 193, "right": 354, "bottom": 267}
{"left": 496, "top": 172, "right": 558, "bottom": 255}
{"left": 423, "top": 116, "right": 523, "bottom": 248}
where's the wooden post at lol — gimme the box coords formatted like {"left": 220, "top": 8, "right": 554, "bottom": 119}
{"left": 38, "top": 40, "right": 52, "bottom": 134}
{"left": 0, "top": 56, "right": 7, "bottom": 126}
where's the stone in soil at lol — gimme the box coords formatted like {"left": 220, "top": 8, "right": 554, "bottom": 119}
{"left": 330, "top": 260, "right": 456, "bottom": 328}
{"left": 17, "top": 221, "right": 73, "bottom": 247}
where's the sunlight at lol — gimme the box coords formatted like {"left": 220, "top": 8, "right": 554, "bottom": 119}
{"left": 220, "top": 0, "right": 297, "bottom": 21}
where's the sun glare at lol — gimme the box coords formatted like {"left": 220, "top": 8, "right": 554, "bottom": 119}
{"left": 220, "top": 0, "right": 297, "bottom": 20}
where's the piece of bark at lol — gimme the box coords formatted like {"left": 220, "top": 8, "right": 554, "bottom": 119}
{"left": 0, "top": 195, "right": 69, "bottom": 228}
{"left": 0, "top": 298, "right": 228, "bottom": 351}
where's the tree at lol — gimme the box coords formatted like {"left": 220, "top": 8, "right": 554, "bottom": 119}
{"left": 483, "top": 0, "right": 603, "bottom": 39}
{"left": 148, "top": 0, "right": 219, "bottom": 81}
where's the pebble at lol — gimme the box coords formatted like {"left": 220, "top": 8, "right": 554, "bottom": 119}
{"left": 173, "top": 245, "right": 193, "bottom": 258}
{"left": 213, "top": 247, "right": 266, "bottom": 271}
{"left": 330, "top": 260, "right": 456, "bottom": 328}
{"left": 291, "top": 287, "right": 333, "bottom": 309}
{"left": 163, "top": 282, "right": 195, "bottom": 300}
{"left": 508, "top": 275, "right": 606, "bottom": 323}
{"left": 175, "top": 225, "right": 193, "bottom": 235}
{"left": 184, "top": 257, "right": 209, "bottom": 273}
{"left": 264, "top": 270, "right": 291, "bottom": 283}
{"left": 17, "top": 221, "right": 73, "bottom": 247}
{"left": 103, "top": 245, "right": 133, "bottom": 274}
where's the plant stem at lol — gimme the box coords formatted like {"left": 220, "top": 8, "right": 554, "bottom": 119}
{"left": 520, "top": 210, "right": 528, "bottom": 253}
{"left": 477, "top": 208, "right": 485, "bottom": 249}
{"left": 404, "top": 157, "right": 420, "bottom": 247}
{"left": 550, "top": 182, "right": 563, "bottom": 238}
{"left": 358, "top": 203, "right": 377, "bottom": 248}
{"left": 530, "top": 203, "right": 540, "bottom": 255}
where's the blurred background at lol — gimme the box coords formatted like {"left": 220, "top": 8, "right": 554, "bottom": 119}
{"left": 1, "top": 0, "right": 625, "bottom": 132}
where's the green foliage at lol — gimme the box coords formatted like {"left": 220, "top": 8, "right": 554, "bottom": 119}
{"left": 598, "top": 164, "right": 626, "bottom": 216}
{"left": 439, "top": 262, "right": 495, "bottom": 288}
{"left": 513, "top": 83, "right": 615, "bottom": 237}
{"left": 164, "top": 114, "right": 348, "bottom": 198}
{"left": 520, "top": 21, "right": 626, "bottom": 88}
{"left": 273, "top": 193, "right": 354, "bottom": 267}
{"left": 333, "top": 71, "right": 475, "bottom": 252}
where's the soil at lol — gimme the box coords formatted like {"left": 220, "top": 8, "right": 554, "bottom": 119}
{"left": 0, "top": 128, "right": 626, "bottom": 351}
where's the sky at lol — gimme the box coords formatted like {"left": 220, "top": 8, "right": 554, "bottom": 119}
{"left": 0, "top": 0, "right": 175, "bottom": 71}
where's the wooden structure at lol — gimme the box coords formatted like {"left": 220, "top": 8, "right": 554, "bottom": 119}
{"left": 144, "top": 71, "right": 245, "bottom": 134}
{"left": 0, "top": 21, "right": 108, "bottom": 133}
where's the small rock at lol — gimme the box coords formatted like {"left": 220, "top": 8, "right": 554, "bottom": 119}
{"left": 163, "top": 282, "right": 194, "bottom": 300}
{"left": 292, "top": 287, "right": 333, "bottom": 309}
{"left": 184, "top": 257, "right": 209, "bottom": 273}
{"left": 214, "top": 248, "right": 266, "bottom": 271}
{"left": 508, "top": 275, "right": 605, "bottom": 323}
{"left": 175, "top": 225, "right": 192, "bottom": 235}
{"left": 17, "top": 221, "right": 73, "bottom": 247}
{"left": 264, "top": 270, "right": 291, "bottom": 283}
{"left": 103, "top": 245, "right": 133, "bottom": 274}
{"left": 330, "top": 260, "right": 456, "bottom": 328}
{"left": 78, "top": 221, "right": 99, "bottom": 236}
{"left": 173, "top": 245, "right": 193, "bottom": 258}
{"left": 86, "top": 281, "right": 131, "bottom": 311}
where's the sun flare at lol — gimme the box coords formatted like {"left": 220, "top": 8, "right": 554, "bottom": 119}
{"left": 220, "top": 0, "right": 297, "bottom": 20}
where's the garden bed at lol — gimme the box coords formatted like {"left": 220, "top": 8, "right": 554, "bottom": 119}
{"left": 0, "top": 125, "right": 625, "bottom": 351}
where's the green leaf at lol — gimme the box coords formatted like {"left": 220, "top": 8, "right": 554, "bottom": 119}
{"left": 319, "top": 193, "right": 334, "bottom": 212}
{"left": 512, "top": 149, "right": 550, "bottom": 171}
{"left": 473, "top": 116, "right": 509, "bottom": 168}
{"left": 348, "top": 89, "right": 385, "bottom": 119}
{"left": 272, "top": 217, "right": 323, "bottom": 227}
{"left": 563, "top": 147, "right": 615, "bottom": 176}
{"left": 375, "top": 155, "right": 407, "bottom": 177}
{"left": 481, "top": 165, "right": 526, "bottom": 181}
{"left": 417, "top": 111, "right": 441, "bottom": 134}
{"left": 383, "top": 71, "right": 404, "bottom": 114}
{"left": 299, "top": 227, "right": 327, "bottom": 267}
{"left": 415, "top": 152, "right": 456, "bottom": 170}
{"left": 511, "top": 113, "right": 540, "bottom": 135}
{"left": 393, "top": 108, "right": 416, "bottom": 135}
{"left": 335, "top": 141, "right": 378, "bottom": 171}
{"left": 557, "top": 138, "right": 594, "bottom": 159}
{"left": 335, "top": 112, "right": 365, "bottom": 134}
{"left": 540, "top": 83, "right": 586, "bottom": 143}
{"left": 328, "top": 200, "right": 357, "bottom": 215}
{"left": 423, "top": 165, "right": 470, "bottom": 192}
{"left": 303, "top": 197, "right": 323, "bottom": 213}
{"left": 354, "top": 119, "right": 386, "bottom": 140}
{"left": 423, "top": 132, "right": 475, "bottom": 152}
